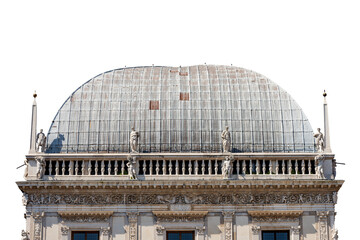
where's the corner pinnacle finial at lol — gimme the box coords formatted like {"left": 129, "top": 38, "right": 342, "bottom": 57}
{"left": 323, "top": 90, "right": 327, "bottom": 97}
{"left": 33, "top": 91, "right": 37, "bottom": 98}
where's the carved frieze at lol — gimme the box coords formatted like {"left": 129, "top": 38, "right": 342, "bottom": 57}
{"left": 26, "top": 192, "right": 335, "bottom": 205}
{"left": 153, "top": 211, "right": 208, "bottom": 223}
{"left": 249, "top": 211, "right": 302, "bottom": 223}
{"left": 58, "top": 211, "right": 113, "bottom": 223}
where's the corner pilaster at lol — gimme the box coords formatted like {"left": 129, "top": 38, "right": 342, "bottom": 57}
{"left": 317, "top": 211, "right": 329, "bottom": 240}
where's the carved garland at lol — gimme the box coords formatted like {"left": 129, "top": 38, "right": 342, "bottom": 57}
{"left": 58, "top": 211, "right": 113, "bottom": 223}
{"left": 26, "top": 192, "right": 336, "bottom": 205}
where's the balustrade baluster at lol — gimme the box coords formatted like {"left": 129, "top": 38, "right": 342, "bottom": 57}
{"left": 295, "top": 160, "right": 299, "bottom": 174}
{"left": 194, "top": 161, "right": 198, "bottom": 175}
{"left": 301, "top": 160, "right": 305, "bottom": 175}
{"left": 162, "top": 160, "right": 166, "bottom": 175}
{"left": 250, "top": 160, "right": 253, "bottom": 175}
{"left": 121, "top": 161, "right": 124, "bottom": 175}
{"left": 275, "top": 160, "right": 279, "bottom": 175}
{"left": 48, "top": 160, "right": 52, "bottom": 175}
{"left": 114, "top": 161, "right": 118, "bottom": 175}
{"left": 149, "top": 160, "right": 153, "bottom": 176}
{"left": 81, "top": 161, "right": 85, "bottom": 175}
{"left": 101, "top": 161, "right": 105, "bottom": 175}
{"left": 236, "top": 160, "right": 240, "bottom": 175}
{"left": 169, "top": 161, "right": 172, "bottom": 175}
{"left": 189, "top": 161, "right": 192, "bottom": 175}
{"left": 88, "top": 161, "right": 92, "bottom": 175}
{"left": 155, "top": 160, "right": 159, "bottom": 175}
{"left": 74, "top": 161, "right": 78, "bottom": 175}
{"left": 143, "top": 161, "right": 147, "bottom": 175}
{"left": 182, "top": 160, "right": 185, "bottom": 175}
{"left": 208, "top": 160, "right": 212, "bottom": 175}
{"left": 262, "top": 160, "right": 266, "bottom": 175}
{"left": 201, "top": 160, "right": 205, "bottom": 175}
{"left": 269, "top": 160, "right": 273, "bottom": 175}
{"left": 307, "top": 160, "right": 311, "bottom": 174}
{"left": 282, "top": 160, "right": 285, "bottom": 175}
{"left": 175, "top": 160, "right": 179, "bottom": 175}
{"left": 55, "top": 161, "right": 59, "bottom": 175}
{"left": 214, "top": 161, "right": 218, "bottom": 175}
{"left": 95, "top": 161, "right": 99, "bottom": 176}
{"left": 62, "top": 160, "right": 65, "bottom": 176}
{"left": 288, "top": 160, "right": 292, "bottom": 174}
{"left": 242, "top": 160, "right": 246, "bottom": 175}
{"left": 108, "top": 161, "right": 112, "bottom": 175}
{"left": 256, "top": 160, "right": 260, "bottom": 175}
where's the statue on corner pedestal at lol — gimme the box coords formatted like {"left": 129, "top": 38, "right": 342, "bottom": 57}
{"left": 130, "top": 127, "right": 139, "bottom": 153}
{"left": 221, "top": 126, "right": 231, "bottom": 153}
{"left": 36, "top": 129, "right": 46, "bottom": 152}
{"left": 313, "top": 128, "right": 324, "bottom": 152}
{"left": 35, "top": 156, "right": 45, "bottom": 180}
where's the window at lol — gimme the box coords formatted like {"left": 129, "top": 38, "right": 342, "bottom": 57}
{"left": 167, "top": 231, "right": 194, "bottom": 240}
{"left": 72, "top": 231, "right": 99, "bottom": 240}
{"left": 262, "top": 230, "right": 289, "bottom": 240}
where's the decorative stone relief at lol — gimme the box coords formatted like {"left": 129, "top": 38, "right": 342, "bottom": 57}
{"left": 251, "top": 225, "right": 260, "bottom": 234}
{"left": 21, "top": 230, "right": 29, "bottom": 240}
{"left": 222, "top": 211, "right": 234, "bottom": 240}
{"left": 331, "top": 228, "right": 338, "bottom": 240}
{"left": 154, "top": 211, "right": 208, "bottom": 223}
{"left": 26, "top": 192, "right": 336, "bottom": 205}
{"left": 317, "top": 211, "right": 329, "bottom": 240}
{"left": 196, "top": 226, "right": 206, "bottom": 235}
{"left": 249, "top": 211, "right": 302, "bottom": 223}
{"left": 127, "top": 212, "right": 138, "bottom": 240}
{"left": 155, "top": 225, "right": 165, "bottom": 235}
{"left": 127, "top": 155, "right": 137, "bottom": 180}
{"left": 60, "top": 227, "right": 69, "bottom": 236}
{"left": 35, "top": 156, "right": 45, "bottom": 180}
{"left": 32, "top": 212, "right": 44, "bottom": 240}
{"left": 101, "top": 227, "right": 111, "bottom": 236}
{"left": 22, "top": 193, "right": 28, "bottom": 206}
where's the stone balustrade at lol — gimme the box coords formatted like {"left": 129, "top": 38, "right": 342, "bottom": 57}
{"left": 24, "top": 153, "right": 335, "bottom": 180}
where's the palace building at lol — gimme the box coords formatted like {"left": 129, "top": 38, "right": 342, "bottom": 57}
{"left": 17, "top": 65, "right": 342, "bottom": 240}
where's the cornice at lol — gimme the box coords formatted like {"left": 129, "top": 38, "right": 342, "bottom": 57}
{"left": 17, "top": 179, "right": 344, "bottom": 192}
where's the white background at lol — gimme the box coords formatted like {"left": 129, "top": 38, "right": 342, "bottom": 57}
{"left": 0, "top": 0, "right": 359, "bottom": 239}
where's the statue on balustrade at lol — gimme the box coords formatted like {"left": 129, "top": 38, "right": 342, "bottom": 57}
{"left": 127, "top": 155, "right": 137, "bottom": 180}
{"left": 313, "top": 128, "right": 324, "bottom": 152}
{"left": 36, "top": 129, "right": 46, "bottom": 152}
{"left": 315, "top": 154, "right": 325, "bottom": 179}
{"left": 221, "top": 126, "right": 231, "bottom": 152}
{"left": 130, "top": 127, "right": 140, "bottom": 152}
{"left": 21, "top": 230, "right": 29, "bottom": 240}
{"left": 222, "top": 155, "right": 234, "bottom": 179}
{"left": 35, "top": 156, "right": 45, "bottom": 180}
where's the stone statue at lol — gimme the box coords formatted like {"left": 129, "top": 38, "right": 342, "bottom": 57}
{"left": 221, "top": 126, "right": 231, "bottom": 152}
{"left": 23, "top": 159, "right": 29, "bottom": 179}
{"left": 36, "top": 129, "right": 46, "bottom": 152}
{"left": 313, "top": 128, "right": 324, "bottom": 152}
{"left": 35, "top": 156, "right": 45, "bottom": 180}
{"left": 315, "top": 154, "right": 325, "bottom": 179}
{"left": 127, "top": 155, "right": 137, "bottom": 180}
{"left": 222, "top": 155, "right": 234, "bottom": 179}
{"left": 130, "top": 127, "right": 139, "bottom": 152}
{"left": 21, "top": 230, "right": 29, "bottom": 240}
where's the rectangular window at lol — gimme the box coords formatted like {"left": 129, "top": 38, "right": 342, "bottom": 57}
{"left": 167, "top": 231, "right": 194, "bottom": 240}
{"left": 262, "top": 231, "right": 289, "bottom": 240}
{"left": 72, "top": 231, "right": 99, "bottom": 240}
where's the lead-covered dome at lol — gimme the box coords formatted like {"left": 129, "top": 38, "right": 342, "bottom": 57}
{"left": 46, "top": 65, "right": 315, "bottom": 153}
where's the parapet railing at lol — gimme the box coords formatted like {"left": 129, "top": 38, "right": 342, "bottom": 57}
{"left": 21, "top": 153, "right": 333, "bottom": 180}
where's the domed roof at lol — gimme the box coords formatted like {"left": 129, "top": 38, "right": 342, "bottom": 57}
{"left": 46, "top": 65, "right": 315, "bottom": 153}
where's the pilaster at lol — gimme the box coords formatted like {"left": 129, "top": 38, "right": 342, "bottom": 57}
{"left": 127, "top": 212, "right": 139, "bottom": 240}
{"left": 222, "top": 211, "right": 234, "bottom": 240}
{"left": 317, "top": 211, "right": 330, "bottom": 240}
